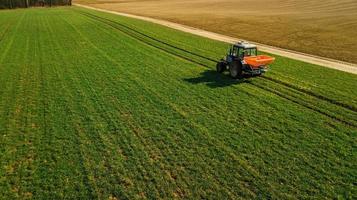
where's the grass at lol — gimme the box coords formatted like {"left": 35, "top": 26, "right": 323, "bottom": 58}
{"left": 0, "top": 7, "right": 356, "bottom": 199}
{"left": 75, "top": 0, "right": 357, "bottom": 64}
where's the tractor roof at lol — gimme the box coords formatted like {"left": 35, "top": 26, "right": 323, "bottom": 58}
{"left": 234, "top": 41, "right": 257, "bottom": 49}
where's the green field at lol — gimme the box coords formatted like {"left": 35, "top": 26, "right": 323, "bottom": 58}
{"left": 0, "top": 7, "right": 356, "bottom": 199}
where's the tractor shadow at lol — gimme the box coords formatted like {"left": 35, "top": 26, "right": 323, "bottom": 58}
{"left": 184, "top": 70, "right": 252, "bottom": 88}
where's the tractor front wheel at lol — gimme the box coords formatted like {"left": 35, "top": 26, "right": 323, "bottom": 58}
{"left": 216, "top": 61, "right": 226, "bottom": 73}
{"left": 229, "top": 61, "right": 243, "bottom": 79}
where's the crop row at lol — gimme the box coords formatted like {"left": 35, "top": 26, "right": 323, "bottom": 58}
{"left": 76, "top": 10, "right": 357, "bottom": 128}
{"left": 0, "top": 8, "right": 355, "bottom": 199}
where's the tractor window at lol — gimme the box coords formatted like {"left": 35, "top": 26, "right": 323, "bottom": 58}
{"left": 244, "top": 48, "right": 257, "bottom": 56}
{"left": 232, "top": 46, "right": 239, "bottom": 56}
{"left": 238, "top": 48, "right": 244, "bottom": 57}
{"left": 250, "top": 48, "right": 257, "bottom": 56}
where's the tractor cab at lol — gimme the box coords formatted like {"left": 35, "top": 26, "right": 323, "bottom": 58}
{"left": 228, "top": 41, "right": 257, "bottom": 59}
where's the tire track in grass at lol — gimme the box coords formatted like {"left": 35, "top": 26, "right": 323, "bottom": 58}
{"left": 255, "top": 76, "right": 357, "bottom": 123}
{"left": 0, "top": 14, "right": 18, "bottom": 48}
{"left": 78, "top": 11, "right": 218, "bottom": 63}
{"left": 10, "top": 36, "right": 34, "bottom": 198}
{"left": 247, "top": 81, "right": 357, "bottom": 128}
{"left": 73, "top": 64, "right": 232, "bottom": 198}
{"left": 73, "top": 12, "right": 352, "bottom": 198}
{"left": 67, "top": 15, "right": 229, "bottom": 191}
{"left": 96, "top": 67, "right": 252, "bottom": 197}
{"left": 0, "top": 13, "right": 27, "bottom": 157}
{"left": 248, "top": 77, "right": 357, "bottom": 127}
{"left": 65, "top": 71, "right": 156, "bottom": 197}
{"left": 66, "top": 13, "right": 277, "bottom": 198}
{"left": 20, "top": 37, "right": 44, "bottom": 199}
{"left": 16, "top": 32, "right": 49, "bottom": 197}
{"left": 72, "top": 11, "right": 354, "bottom": 198}
{"left": 37, "top": 16, "right": 55, "bottom": 197}
{"left": 121, "top": 22, "right": 356, "bottom": 127}
{"left": 79, "top": 11, "right": 289, "bottom": 135}
{"left": 118, "top": 63, "right": 300, "bottom": 198}
{"left": 13, "top": 14, "right": 95, "bottom": 198}
{"left": 105, "top": 18, "right": 357, "bottom": 115}
{"left": 0, "top": 13, "right": 49, "bottom": 198}
{"left": 60, "top": 14, "right": 170, "bottom": 199}
{"left": 77, "top": 10, "right": 357, "bottom": 128}
{"left": 0, "top": 12, "right": 37, "bottom": 198}
{"left": 118, "top": 47, "right": 305, "bottom": 157}
{"left": 47, "top": 64, "right": 101, "bottom": 198}
{"left": 73, "top": 66, "right": 196, "bottom": 197}
{"left": 70, "top": 71, "right": 177, "bottom": 198}
{"left": 0, "top": 15, "right": 26, "bottom": 153}
{"left": 125, "top": 22, "right": 355, "bottom": 128}
{"left": 0, "top": 23, "right": 11, "bottom": 43}
{"left": 39, "top": 15, "right": 99, "bottom": 199}
{"left": 76, "top": 10, "right": 356, "bottom": 112}
{"left": 259, "top": 76, "right": 357, "bottom": 112}
{"left": 59, "top": 58, "right": 137, "bottom": 199}
{"left": 0, "top": 14, "right": 24, "bottom": 85}
{"left": 0, "top": 13, "right": 24, "bottom": 58}
{"left": 36, "top": 15, "right": 61, "bottom": 198}
{"left": 77, "top": 7, "right": 354, "bottom": 151}
{"left": 77, "top": 11, "right": 213, "bottom": 68}
{"left": 129, "top": 81, "right": 262, "bottom": 197}
{"left": 61, "top": 15, "right": 189, "bottom": 198}
{"left": 47, "top": 62, "right": 103, "bottom": 199}
{"left": 50, "top": 9, "right": 354, "bottom": 198}
{"left": 121, "top": 57, "right": 322, "bottom": 189}
{"left": 66, "top": 8, "right": 354, "bottom": 198}
{"left": 0, "top": 8, "right": 352, "bottom": 199}
{"left": 61, "top": 12, "right": 248, "bottom": 198}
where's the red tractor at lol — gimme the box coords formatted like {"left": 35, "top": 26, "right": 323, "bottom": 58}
{"left": 216, "top": 41, "right": 275, "bottom": 79}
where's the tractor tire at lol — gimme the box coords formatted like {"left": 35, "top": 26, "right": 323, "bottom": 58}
{"left": 229, "top": 61, "right": 243, "bottom": 79}
{"left": 216, "top": 61, "right": 226, "bottom": 73}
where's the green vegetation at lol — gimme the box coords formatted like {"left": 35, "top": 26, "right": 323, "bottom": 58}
{"left": 75, "top": 0, "right": 357, "bottom": 64}
{"left": 0, "top": 7, "right": 356, "bottom": 199}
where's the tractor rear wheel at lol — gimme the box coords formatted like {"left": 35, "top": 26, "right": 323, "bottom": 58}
{"left": 216, "top": 61, "right": 226, "bottom": 73}
{"left": 229, "top": 61, "right": 243, "bottom": 79}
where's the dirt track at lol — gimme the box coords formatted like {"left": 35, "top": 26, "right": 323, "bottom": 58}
{"left": 74, "top": 4, "right": 357, "bottom": 75}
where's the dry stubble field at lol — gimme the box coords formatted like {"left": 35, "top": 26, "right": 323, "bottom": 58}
{"left": 75, "top": 0, "right": 357, "bottom": 64}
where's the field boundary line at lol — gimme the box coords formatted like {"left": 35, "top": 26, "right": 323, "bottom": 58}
{"left": 73, "top": 3, "right": 357, "bottom": 75}
{"left": 76, "top": 11, "right": 357, "bottom": 127}
{"left": 76, "top": 11, "right": 357, "bottom": 114}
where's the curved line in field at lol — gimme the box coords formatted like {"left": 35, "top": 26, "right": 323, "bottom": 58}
{"left": 74, "top": 4, "right": 357, "bottom": 75}
{"left": 76, "top": 11, "right": 357, "bottom": 113}
{"left": 63, "top": 14, "right": 268, "bottom": 194}
{"left": 76, "top": 10, "right": 357, "bottom": 128}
